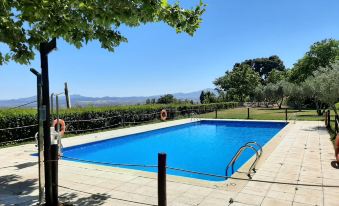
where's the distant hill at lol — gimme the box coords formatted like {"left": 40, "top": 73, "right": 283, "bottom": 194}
{"left": 0, "top": 89, "right": 217, "bottom": 108}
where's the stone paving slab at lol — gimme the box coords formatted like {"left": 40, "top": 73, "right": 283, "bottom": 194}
{"left": 0, "top": 119, "right": 338, "bottom": 205}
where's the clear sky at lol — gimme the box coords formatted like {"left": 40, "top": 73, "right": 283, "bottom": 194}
{"left": 0, "top": 0, "right": 338, "bottom": 100}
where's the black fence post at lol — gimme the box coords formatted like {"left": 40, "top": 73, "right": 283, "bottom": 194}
{"left": 215, "top": 108, "right": 218, "bottom": 119}
{"left": 327, "top": 110, "right": 331, "bottom": 128}
{"left": 158, "top": 153, "right": 167, "bottom": 206}
{"left": 285, "top": 108, "right": 288, "bottom": 122}
{"left": 247, "top": 108, "right": 250, "bottom": 119}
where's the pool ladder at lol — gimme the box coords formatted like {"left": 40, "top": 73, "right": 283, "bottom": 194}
{"left": 190, "top": 112, "right": 200, "bottom": 121}
{"left": 225, "top": 142, "right": 263, "bottom": 179}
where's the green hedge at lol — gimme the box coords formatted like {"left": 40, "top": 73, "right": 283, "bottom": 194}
{"left": 0, "top": 102, "right": 238, "bottom": 145}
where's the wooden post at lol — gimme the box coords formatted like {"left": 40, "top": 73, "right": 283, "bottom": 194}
{"left": 247, "top": 108, "right": 250, "bottom": 119}
{"left": 158, "top": 153, "right": 167, "bottom": 206}
{"left": 64, "top": 82, "right": 71, "bottom": 109}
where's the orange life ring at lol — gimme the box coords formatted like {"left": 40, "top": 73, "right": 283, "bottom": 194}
{"left": 160, "top": 109, "right": 167, "bottom": 121}
{"left": 335, "top": 133, "right": 339, "bottom": 162}
{"left": 53, "top": 119, "right": 66, "bottom": 136}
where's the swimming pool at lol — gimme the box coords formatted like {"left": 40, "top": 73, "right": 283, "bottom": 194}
{"left": 62, "top": 120, "right": 287, "bottom": 181}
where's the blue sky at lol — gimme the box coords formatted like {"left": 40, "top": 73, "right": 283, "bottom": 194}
{"left": 0, "top": 0, "right": 338, "bottom": 100}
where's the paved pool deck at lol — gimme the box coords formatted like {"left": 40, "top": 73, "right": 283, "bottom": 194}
{"left": 0, "top": 119, "right": 338, "bottom": 206}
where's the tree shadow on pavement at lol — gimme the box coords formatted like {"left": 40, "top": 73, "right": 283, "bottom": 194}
{"left": 0, "top": 174, "right": 38, "bottom": 205}
{"left": 60, "top": 192, "right": 111, "bottom": 206}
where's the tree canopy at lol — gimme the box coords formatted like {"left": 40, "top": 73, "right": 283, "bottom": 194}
{"left": 289, "top": 39, "right": 339, "bottom": 83}
{"left": 234, "top": 55, "right": 286, "bottom": 82}
{"left": 157, "top": 94, "right": 176, "bottom": 104}
{"left": 214, "top": 64, "right": 261, "bottom": 102}
{"left": 266, "top": 69, "right": 287, "bottom": 84}
{"left": 0, "top": 0, "right": 205, "bottom": 65}
{"left": 303, "top": 61, "right": 339, "bottom": 114}
{"left": 199, "top": 90, "right": 216, "bottom": 104}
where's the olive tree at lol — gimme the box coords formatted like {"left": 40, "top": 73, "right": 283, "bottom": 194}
{"left": 0, "top": 0, "right": 205, "bottom": 65}
{"left": 306, "top": 61, "right": 339, "bottom": 115}
{"left": 287, "top": 83, "right": 307, "bottom": 111}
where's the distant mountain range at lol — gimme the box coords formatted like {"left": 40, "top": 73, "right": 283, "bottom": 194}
{"left": 0, "top": 89, "right": 217, "bottom": 108}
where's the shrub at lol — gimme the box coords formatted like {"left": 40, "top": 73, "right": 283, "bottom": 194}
{"left": 0, "top": 102, "right": 238, "bottom": 145}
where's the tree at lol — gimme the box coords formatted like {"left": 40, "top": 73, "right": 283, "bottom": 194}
{"left": 145, "top": 98, "right": 151, "bottom": 104}
{"left": 304, "top": 61, "right": 339, "bottom": 115}
{"left": 253, "top": 85, "right": 264, "bottom": 106}
{"left": 199, "top": 91, "right": 205, "bottom": 104}
{"left": 157, "top": 94, "right": 177, "bottom": 104}
{"left": 266, "top": 69, "right": 287, "bottom": 84}
{"left": 285, "top": 83, "right": 307, "bottom": 111}
{"left": 214, "top": 64, "right": 261, "bottom": 102}
{"left": 0, "top": 0, "right": 205, "bottom": 65}
{"left": 200, "top": 90, "right": 216, "bottom": 104}
{"left": 289, "top": 39, "right": 339, "bottom": 83}
{"left": 254, "top": 80, "right": 290, "bottom": 109}
{"left": 151, "top": 98, "right": 156, "bottom": 104}
{"left": 235, "top": 55, "right": 286, "bottom": 83}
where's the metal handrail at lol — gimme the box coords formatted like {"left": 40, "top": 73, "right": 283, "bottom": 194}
{"left": 225, "top": 142, "right": 263, "bottom": 179}
{"left": 245, "top": 142, "right": 263, "bottom": 157}
{"left": 190, "top": 112, "right": 200, "bottom": 121}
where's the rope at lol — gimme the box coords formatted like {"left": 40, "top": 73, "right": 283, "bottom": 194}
{"left": 61, "top": 156, "right": 158, "bottom": 168}
{"left": 64, "top": 115, "right": 122, "bottom": 123}
{"left": 0, "top": 136, "right": 35, "bottom": 145}
{"left": 64, "top": 123, "right": 122, "bottom": 134}
{"left": 8, "top": 101, "right": 37, "bottom": 109}
{"left": 0, "top": 124, "right": 38, "bottom": 131}
{"left": 64, "top": 112, "right": 160, "bottom": 123}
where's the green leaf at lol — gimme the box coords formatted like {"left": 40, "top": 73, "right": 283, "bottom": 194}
{"left": 79, "top": 2, "right": 86, "bottom": 8}
{"left": 161, "top": 0, "right": 168, "bottom": 7}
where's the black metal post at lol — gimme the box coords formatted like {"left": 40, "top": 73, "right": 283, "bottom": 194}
{"left": 158, "top": 153, "right": 167, "bottom": 206}
{"left": 285, "top": 108, "right": 288, "bottom": 122}
{"left": 30, "top": 68, "right": 44, "bottom": 204}
{"left": 215, "top": 108, "right": 218, "bottom": 119}
{"left": 247, "top": 108, "right": 250, "bottom": 119}
{"left": 40, "top": 38, "right": 58, "bottom": 206}
{"left": 327, "top": 110, "right": 331, "bottom": 128}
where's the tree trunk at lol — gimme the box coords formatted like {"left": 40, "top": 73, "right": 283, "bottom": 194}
{"left": 278, "top": 97, "right": 284, "bottom": 109}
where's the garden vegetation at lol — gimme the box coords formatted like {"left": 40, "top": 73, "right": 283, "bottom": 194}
{"left": 0, "top": 102, "right": 238, "bottom": 145}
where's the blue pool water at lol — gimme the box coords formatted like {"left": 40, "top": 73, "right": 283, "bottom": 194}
{"left": 63, "top": 120, "right": 287, "bottom": 181}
